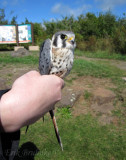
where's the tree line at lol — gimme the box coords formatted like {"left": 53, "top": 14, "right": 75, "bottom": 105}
{"left": 0, "top": 8, "right": 126, "bottom": 54}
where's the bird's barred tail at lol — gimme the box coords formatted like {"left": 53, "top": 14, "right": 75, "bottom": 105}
{"left": 49, "top": 110, "right": 63, "bottom": 151}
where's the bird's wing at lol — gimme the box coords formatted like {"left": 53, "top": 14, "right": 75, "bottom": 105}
{"left": 39, "top": 39, "right": 52, "bottom": 75}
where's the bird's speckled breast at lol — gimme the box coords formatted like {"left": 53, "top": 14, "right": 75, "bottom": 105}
{"left": 50, "top": 48, "right": 74, "bottom": 78}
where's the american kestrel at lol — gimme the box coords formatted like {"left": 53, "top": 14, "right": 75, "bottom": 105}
{"left": 39, "top": 31, "right": 76, "bottom": 151}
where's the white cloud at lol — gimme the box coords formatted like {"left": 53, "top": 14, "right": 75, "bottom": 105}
{"left": 95, "top": 0, "right": 126, "bottom": 11}
{"left": 12, "top": 0, "right": 18, "bottom": 5}
{"left": 1, "top": 0, "right": 24, "bottom": 7}
{"left": 1, "top": 0, "right": 8, "bottom": 7}
{"left": 51, "top": 3, "right": 91, "bottom": 17}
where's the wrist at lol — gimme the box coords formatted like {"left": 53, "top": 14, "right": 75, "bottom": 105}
{"left": 0, "top": 107, "right": 4, "bottom": 132}
{"left": 0, "top": 90, "right": 20, "bottom": 132}
{"left": 0, "top": 89, "right": 10, "bottom": 132}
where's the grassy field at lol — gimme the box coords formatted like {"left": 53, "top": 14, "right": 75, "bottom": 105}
{"left": 0, "top": 51, "right": 126, "bottom": 160}
{"left": 18, "top": 114, "right": 126, "bottom": 160}
{"left": 0, "top": 51, "right": 38, "bottom": 65}
{"left": 75, "top": 49, "right": 126, "bottom": 61}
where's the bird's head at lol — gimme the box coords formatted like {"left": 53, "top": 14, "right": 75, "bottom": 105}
{"left": 52, "top": 31, "right": 76, "bottom": 50}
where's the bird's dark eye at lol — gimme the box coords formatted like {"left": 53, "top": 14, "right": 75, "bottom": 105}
{"left": 61, "top": 34, "right": 66, "bottom": 40}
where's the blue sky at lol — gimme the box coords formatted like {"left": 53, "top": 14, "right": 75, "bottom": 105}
{"left": 1, "top": 0, "right": 126, "bottom": 24}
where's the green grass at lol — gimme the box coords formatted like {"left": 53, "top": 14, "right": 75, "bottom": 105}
{"left": 0, "top": 51, "right": 126, "bottom": 79}
{"left": 72, "top": 58, "right": 126, "bottom": 78}
{"left": 56, "top": 106, "right": 72, "bottom": 119}
{"left": 75, "top": 49, "right": 126, "bottom": 61}
{"left": 0, "top": 51, "right": 39, "bottom": 65}
{"left": 84, "top": 90, "right": 92, "bottom": 100}
{"left": 18, "top": 114, "right": 126, "bottom": 160}
{"left": 7, "top": 73, "right": 13, "bottom": 77}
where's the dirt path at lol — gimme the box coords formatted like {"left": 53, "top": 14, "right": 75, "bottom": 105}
{"left": 76, "top": 56, "right": 126, "bottom": 71}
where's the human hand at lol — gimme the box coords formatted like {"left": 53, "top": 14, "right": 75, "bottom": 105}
{"left": 0, "top": 71, "right": 64, "bottom": 132}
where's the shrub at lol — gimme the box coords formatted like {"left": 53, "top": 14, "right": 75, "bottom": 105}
{"left": 96, "top": 38, "right": 115, "bottom": 53}
{"left": 77, "top": 41, "right": 87, "bottom": 50}
{"left": 113, "top": 27, "right": 126, "bottom": 54}
{"left": 77, "top": 36, "right": 97, "bottom": 52}
{"left": 86, "top": 36, "right": 97, "bottom": 51}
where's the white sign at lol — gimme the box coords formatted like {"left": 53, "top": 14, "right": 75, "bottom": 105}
{"left": 18, "top": 24, "right": 32, "bottom": 43}
{"left": 0, "top": 25, "right": 16, "bottom": 44}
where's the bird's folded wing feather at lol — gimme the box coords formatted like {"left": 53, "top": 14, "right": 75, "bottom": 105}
{"left": 39, "top": 39, "right": 52, "bottom": 75}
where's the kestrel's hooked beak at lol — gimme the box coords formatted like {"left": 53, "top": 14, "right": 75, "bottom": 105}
{"left": 67, "top": 36, "right": 75, "bottom": 45}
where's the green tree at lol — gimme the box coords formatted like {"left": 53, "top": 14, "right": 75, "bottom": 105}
{"left": 118, "top": 14, "right": 126, "bottom": 28}
{"left": 98, "top": 11, "right": 116, "bottom": 37}
{"left": 59, "top": 16, "right": 75, "bottom": 31}
{"left": 113, "top": 26, "right": 126, "bottom": 54}
{"left": 43, "top": 20, "right": 57, "bottom": 36}
{"left": 0, "top": 8, "right": 8, "bottom": 24}
{"left": 33, "top": 23, "right": 47, "bottom": 45}
{"left": 76, "top": 13, "right": 99, "bottom": 40}
{"left": 10, "top": 16, "right": 17, "bottom": 25}
{"left": 25, "top": 18, "right": 31, "bottom": 24}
